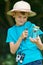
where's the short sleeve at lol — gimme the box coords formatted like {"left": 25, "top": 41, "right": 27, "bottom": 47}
{"left": 31, "top": 23, "right": 43, "bottom": 35}
{"left": 6, "top": 29, "right": 17, "bottom": 43}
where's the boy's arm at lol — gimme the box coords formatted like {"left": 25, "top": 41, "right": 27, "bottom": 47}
{"left": 9, "top": 36, "right": 23, "bottom": 54}
{"left": 35, "top": 36, "right": 43, "bottom": 50}
{"left": 9, "top": 30, "right": 28, "bottom": 54}
{"left": 36, "top": 40, "right": 43, "bottom": 50}
{"left": 30, "top": 36, "right": 43, "bottom": 50}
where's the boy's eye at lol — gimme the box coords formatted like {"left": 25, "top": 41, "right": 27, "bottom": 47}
{"left": 18, "top": 16, "right": 27, "bottom": 19}
{"left": 18, "top": 16, "right": 21, "bottom": 18}
{"left": 24, "top": 17, "right": 27, "bottom": 18}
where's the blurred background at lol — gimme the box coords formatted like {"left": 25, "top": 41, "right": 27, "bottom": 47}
{"left": 0, "top": 0, "right": 43, "bottom": 65}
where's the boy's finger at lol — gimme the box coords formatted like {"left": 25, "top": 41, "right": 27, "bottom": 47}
{"left": 29, "top": 37, "right": 34, "bottom": 42}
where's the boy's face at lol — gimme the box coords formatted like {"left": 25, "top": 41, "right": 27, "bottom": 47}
{"left": 13, "top": 12, "right": 28, "bottom": 26}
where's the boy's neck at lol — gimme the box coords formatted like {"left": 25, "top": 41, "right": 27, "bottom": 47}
{"left": 16, "top": 23, "right": 20, "bottom": 26}
{"left": 15, "top": 23, "right": 25, "bottom": 27}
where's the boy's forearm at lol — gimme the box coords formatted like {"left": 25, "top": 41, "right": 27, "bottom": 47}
{"left": 14, "top": 36, "right": 23, "bottom": 52}
{"left": 10, "top": 36, "right": 23, "bottom": 54}
{"left": 36, "top": 42, "right": 43, "bottom": 50}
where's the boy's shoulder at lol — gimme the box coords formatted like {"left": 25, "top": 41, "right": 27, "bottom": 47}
{"left": 8, "top": 25, "right": 16, "bottom": 32}
{"left": 26, "top": 21, "right": 35, "bottom": 27}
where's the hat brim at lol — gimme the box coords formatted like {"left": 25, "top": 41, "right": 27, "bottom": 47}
{"left": 7, "top": 9, "right": 36, "bottom": 17}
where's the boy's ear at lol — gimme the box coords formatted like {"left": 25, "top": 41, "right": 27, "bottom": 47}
{"left": 12, "top": 12, "right": 15, "bottom": 18}
{"left": 13, "top": 15, "right": 15, "bottom": 18}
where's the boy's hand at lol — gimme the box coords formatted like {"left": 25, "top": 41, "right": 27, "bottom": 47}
{"left": 30, "top": 36, "right": 42, "bottom": 44}
{"left": 21, "top": 30, "right": 28, "bottom": 40}
{"left": 30, "top": 36, "right": 43, "bottom": 50}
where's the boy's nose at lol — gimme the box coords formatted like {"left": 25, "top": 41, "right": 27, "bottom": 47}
{"left": 21, "top": 18, "right": 24, "bottom": 22}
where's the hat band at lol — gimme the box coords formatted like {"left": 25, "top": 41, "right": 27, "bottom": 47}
{"left": 11, "top": 8, "right": 31, "bottom": 12}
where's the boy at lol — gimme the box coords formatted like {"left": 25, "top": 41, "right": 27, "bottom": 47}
{"left": 6, "top": 1, "right": 43, "bottom": 65}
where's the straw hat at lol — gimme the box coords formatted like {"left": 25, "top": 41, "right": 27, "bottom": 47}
{"left": 7, "top": 1, "right": 36, "bottom": 17}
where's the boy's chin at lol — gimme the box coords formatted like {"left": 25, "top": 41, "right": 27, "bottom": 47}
{"left": 19, "top": 23, "right": 24, "bottom": 26}
{"left": 16, "top": 22, "right": 25, "bottom": 26}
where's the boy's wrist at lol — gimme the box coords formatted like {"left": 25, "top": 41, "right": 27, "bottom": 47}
{"left": 36, "top": 39, "right": 42, "bottom": 46}
{"left": 20, "top": 35, "right": 23, "bottom": 40}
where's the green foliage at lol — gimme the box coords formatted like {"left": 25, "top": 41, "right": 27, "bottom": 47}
{"left": 0, "top": 54, "right": 17, "bottom": 65}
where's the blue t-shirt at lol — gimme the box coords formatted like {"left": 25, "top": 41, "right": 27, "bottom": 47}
{"left": 6, "top": 21, "right": 43, "bottom": 65}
